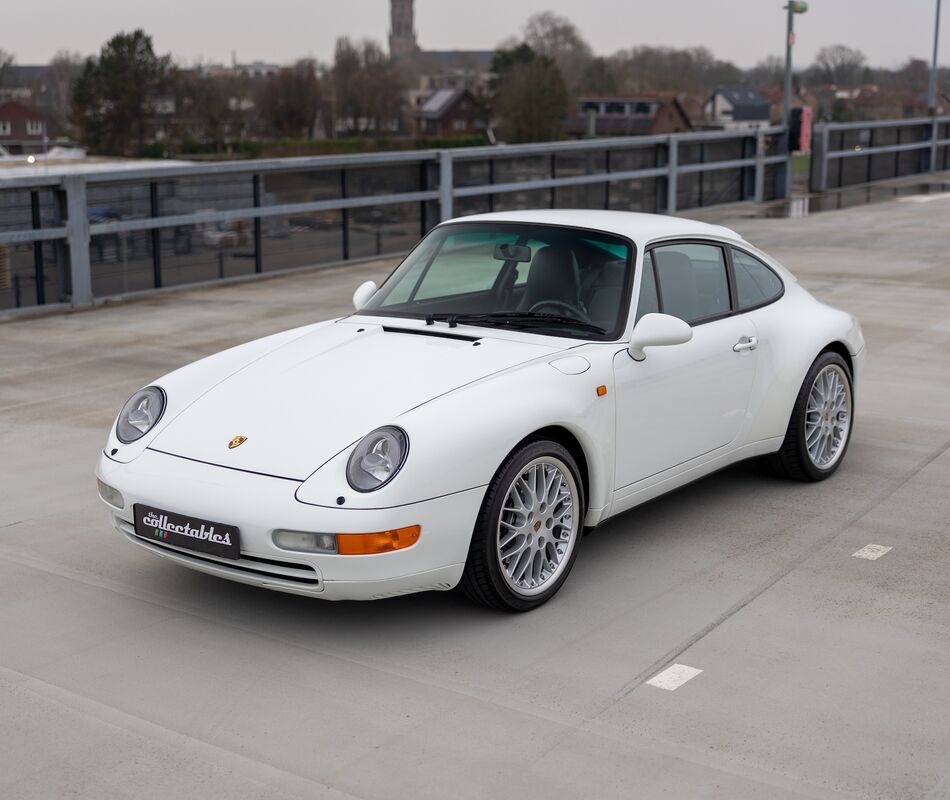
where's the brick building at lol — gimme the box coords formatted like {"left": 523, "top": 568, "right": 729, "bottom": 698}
{"left": 565, "top": 97, "right": 692, "bottom": 138}
{"left": 0, "top": 101, "right": 47, "bottom": 154}
{"left": 415, "top": 89, "right": 487, "bottom": 137}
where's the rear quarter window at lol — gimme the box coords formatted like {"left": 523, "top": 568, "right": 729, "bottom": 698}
{"left": 732, "top": 248, "right": 784, "bottom": 310}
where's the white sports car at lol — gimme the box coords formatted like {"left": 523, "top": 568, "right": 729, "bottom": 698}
{"left": 96, "top": 210, "right": 865, "bottom": 611}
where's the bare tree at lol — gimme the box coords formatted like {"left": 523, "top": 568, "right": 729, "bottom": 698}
{"left": 0, "top": 49, "right": 13, "bottom": 88}
{"left": 809, "top": 45, "right": 867, "bottom": 87}
{"left": 0, "top": 49, "right": 13, "bottom": 92}
{"left": 522, "top": 12, "right": 592, "bottom": 92}
{"left": 257, "top": 60, "right": 322, "bottom": 139}
{"left": 577, "top": 57, "right": 618, "bottom": 95}
{"left": 32, "top": 51, "right": 83, "bottom": 137}
{"left": 891, "top": 58, "right": 930, "bottom": 92}
{"left": 332, "top": 38, "right": 403, "bottom": 136}
{"left": 492, "top": 52, "right": 568, "bottom": 143}
{"left": 746, "top": 55, "right": 785, "bottom": 89}
{"left": 610, "top": 46, "right": 741, "bottom": 95}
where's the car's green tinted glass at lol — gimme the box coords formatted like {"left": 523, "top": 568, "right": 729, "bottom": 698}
{"left": 732, "top": 248, "right": 784, "bottom": 309}
{"left": 361, "top": 222, "right": 634, "bottom": 340}
{"left": 411, "top": 231, "right": 519, "bottom": 300}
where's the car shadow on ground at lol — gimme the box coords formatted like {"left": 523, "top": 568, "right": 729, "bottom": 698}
{"left": 154, "top": 457, "right": 811, "bottom": 647}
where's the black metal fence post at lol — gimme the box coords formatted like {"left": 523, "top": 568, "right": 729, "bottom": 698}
{"left": 252, "top": 174, "right": 263, "bottom": 273}
{"left": 341, "top": 168, "right": 350, "bottom": 260}
{"left": 149, "top": 182, "right": 162, "bottom": 288}
{"left": 30, "top": 190, "right": 45, "bottom": 305}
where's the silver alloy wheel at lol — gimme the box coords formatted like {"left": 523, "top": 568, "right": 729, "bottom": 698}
{"left": 496, "top": 456, "right": 580, "bottom": 597}
{"left": 804, "top": 364, "right": 852, "bottom": 469}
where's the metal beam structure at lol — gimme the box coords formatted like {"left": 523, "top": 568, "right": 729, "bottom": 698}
{"left": 810, "top": 115, "right": 950, "bottom": 192}
{"left": 0, "top": 126, "right": 793, "bottom": 313}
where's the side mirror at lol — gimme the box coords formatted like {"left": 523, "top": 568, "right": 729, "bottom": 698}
{"left": 352, "top": 280, "right": 377, "bottom": 310}
{"left": 628, "top": 313, "right": 692, "bottom": 361}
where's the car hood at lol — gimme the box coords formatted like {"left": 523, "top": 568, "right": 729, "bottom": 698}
{"left": 150, "top": 320, "right": 561, "bottom": 480}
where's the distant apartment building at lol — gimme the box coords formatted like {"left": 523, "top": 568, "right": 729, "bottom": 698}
{"left": 565, "top": 97, "right": 692, "bottom": 138}
{"left": 704, "top": 86, "right": 771, "bottom": 129}
{"left": 0, "top": 101, "right": 47, "bottom": 154}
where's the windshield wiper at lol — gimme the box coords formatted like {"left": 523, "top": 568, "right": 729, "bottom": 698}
{"left": 424, "top": 311, "right": 605, "bottom": 335}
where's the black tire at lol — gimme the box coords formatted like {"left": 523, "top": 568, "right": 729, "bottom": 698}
{"left": 768, "top": 350, "right": 854, "bottom": 482}
{"left": 460, "top": 439, "right": 584, "bottom": 612}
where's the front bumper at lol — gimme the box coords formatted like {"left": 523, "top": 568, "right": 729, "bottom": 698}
{"left": 96, "top": 449, "right": 484, "bottom": 600}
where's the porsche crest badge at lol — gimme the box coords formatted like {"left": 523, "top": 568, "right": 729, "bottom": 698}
{"left": 228, "top": 435, "right": 248, "bottom": 449}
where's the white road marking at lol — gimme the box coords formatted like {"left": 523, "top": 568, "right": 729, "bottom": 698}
{"left": 646, "top": 663, "right": 703, "bottom": 691}
{"left": 898, "top": 193, "right": 950, "bottom": 204}
{"left": 852, "top": 544, "right": 892, "bottom": 560}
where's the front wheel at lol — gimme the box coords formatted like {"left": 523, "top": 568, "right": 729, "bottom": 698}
{"left": 768, "top": 351, "right": 854, "bottom": 481}
{"left": 460, "top": 440, "right": 584, "bottom": 612}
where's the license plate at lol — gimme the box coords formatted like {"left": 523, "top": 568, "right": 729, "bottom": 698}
{"left": 133, "top": 504, "right": 241, "bottom": 560}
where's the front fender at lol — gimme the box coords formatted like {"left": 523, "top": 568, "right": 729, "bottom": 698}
{"left": 295, "top": 350, "right": 618, "bottom": 521}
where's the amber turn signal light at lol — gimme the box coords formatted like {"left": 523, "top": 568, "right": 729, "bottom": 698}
{"left": 596, "top": 385, "right": 608, "bottom": 397}
{"left": 337, "top": 525, "right": 421, "bottom": 555}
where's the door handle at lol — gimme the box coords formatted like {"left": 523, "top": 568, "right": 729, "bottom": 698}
{"left": 733, "top": 335, "right": 758, "bottom": 352}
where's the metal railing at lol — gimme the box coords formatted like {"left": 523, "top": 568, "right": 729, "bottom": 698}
{"left": 810, "top": 115, "right": 950, "bottom": 193}
{"left": 0, "top": 126, "right": 790, "bottom": 313}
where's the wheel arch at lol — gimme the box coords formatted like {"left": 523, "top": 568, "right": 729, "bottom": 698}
{"left": 821, "top": 341, "right": 854, "bottom": 377}
{"left": 514, "top": 425, "right": 591, "bottom": 516}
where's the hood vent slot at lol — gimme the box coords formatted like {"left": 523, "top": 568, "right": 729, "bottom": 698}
{"left": 382, "top": 326, "right": 480, "bottom": 342}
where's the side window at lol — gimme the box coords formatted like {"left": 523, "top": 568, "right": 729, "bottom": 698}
{"left": 635, "top": 252, "right": 659, "bottom": 323}
{"left": 732, "top": 248, "right": 784, "bottom": 309}
{"left": 652, "top": 243, "right": 730, "bottom": 324}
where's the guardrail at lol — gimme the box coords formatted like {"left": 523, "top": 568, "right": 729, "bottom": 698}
{"left": 810, "top": 115, "right": 950, "bottom": 193}
{"left": 0, "top": 127, "right": 790, "bottom": 313}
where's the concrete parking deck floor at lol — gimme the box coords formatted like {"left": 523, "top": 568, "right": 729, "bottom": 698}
{"left": 2, "top": 196, "right": 949, "bottom": 799}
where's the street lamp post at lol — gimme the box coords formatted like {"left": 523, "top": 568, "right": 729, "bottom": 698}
{"left": 782, "top": 2, "right": 808, "bottom": 196}
{"left": 928, "top": 0, "right": 942, "bottom": 171}
{"left": 928, "top": 0, "right": 942, "bottom": 113}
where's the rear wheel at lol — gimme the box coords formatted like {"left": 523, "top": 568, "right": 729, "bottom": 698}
{"left": 769, "top": 351, "right": 853, "bottom": 481}
{"left": 460, "top": 440, "right": 583, "bottom": 612}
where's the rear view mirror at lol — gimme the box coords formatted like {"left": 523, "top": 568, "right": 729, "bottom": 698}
{"left": 494, "top": 243, "right": 532, "bottom": 263}
{"left": 628, "top": 313, "right": 692, "bottom": 361}
{"left": 352, "top": 280, "right": 377, "bottom": 310}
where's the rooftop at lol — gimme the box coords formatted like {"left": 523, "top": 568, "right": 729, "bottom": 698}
{"left": 3, "top": 195, "right": 950, "bottom": 800}
{"left": 455, "top": 209, "right": 743, "bottom": 245}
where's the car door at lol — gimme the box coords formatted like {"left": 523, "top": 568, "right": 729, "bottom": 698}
{"left": 613, "top": 240, "right": 758, "bottom": 490}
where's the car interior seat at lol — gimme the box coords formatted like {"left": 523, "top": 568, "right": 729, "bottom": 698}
{"left": 518, "top": 247, "right": 582, "bottom": 312}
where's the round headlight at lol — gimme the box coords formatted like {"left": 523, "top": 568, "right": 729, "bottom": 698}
{"left": 116, "top": 386, "right": 166, "bottom": 443}
{"left": 346, "top": 426, "right": 408, "bottom": 492}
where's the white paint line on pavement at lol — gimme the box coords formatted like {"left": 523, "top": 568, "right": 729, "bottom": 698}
{"left": 646, "top": 664, "right": 703, "bottom": 691}
{"left": 852, "top": 544, "right": 892, "bottom": 560}
{"left": 898, "top": 193, "right": 950, "bottom": 204}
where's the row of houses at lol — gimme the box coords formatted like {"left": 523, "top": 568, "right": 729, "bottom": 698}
{"left": 9, "top": 73, "right": 950, "bottom": 156}
{"left": 413, "top": 86, "right": 771, "bottom": 139}
{"left": 0, "top": 84, "right": 773, "bottom": 155}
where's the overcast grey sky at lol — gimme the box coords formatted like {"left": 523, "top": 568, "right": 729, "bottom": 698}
{"left": 3, "top": 0, "right": 946, "bottom": 69}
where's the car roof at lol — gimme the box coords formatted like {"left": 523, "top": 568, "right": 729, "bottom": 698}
{"left": 446, "top": 209, "right": 745, "bottom": 247}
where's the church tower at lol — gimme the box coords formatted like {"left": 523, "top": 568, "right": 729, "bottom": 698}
{"left": 389, "top": 0, "right": 417, "bottom": 59}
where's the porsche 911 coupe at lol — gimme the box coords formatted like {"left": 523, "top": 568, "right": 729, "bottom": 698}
{"left": 96, "top": 210, "right": 865, "bottom": 611}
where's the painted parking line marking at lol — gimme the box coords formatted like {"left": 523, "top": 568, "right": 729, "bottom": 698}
{"left": 898, "top": 193, "right": 950, "bottom": 204}
{"left": 646, "top": 663, "right": 702, "bottom": 691}
{"left": 852, "top": 544, "right": 892, "bottom": 560}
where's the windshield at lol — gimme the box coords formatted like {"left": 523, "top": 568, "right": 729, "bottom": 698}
{"left": 359, "top": 222, "right": 635, "bottom": 340}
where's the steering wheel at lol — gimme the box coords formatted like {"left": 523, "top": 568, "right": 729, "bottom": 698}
{"left": 528, "top": 300, "right": 593, "bottom": 323}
